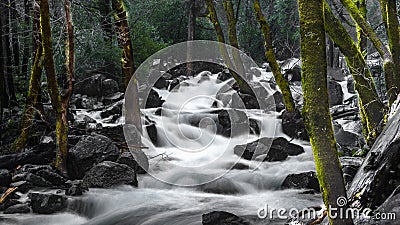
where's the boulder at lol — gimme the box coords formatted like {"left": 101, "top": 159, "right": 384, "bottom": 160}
{"left": 116, "top": 151, "right": 146, "bottom": 174}
{"left": 145, "top": 89, "right": 164, "bottom": 108}
{"left": 68, "top": 134, "right": 120, "bottom": 179}
{"left": 217, "top": 70, "right": 232, "bottom": 82}
{"left": 82, "top": 161, "right": 138, "bottom": 188}
{"left": 102, "top": 79, "right": 119, "bottom": 96}
{"left": 198, "top": 71, "right": 211, "bottom": 83}
{"left": 75, "top": 74, "right": 105, "bottom": 97}
{"left": 0, "top": 169, "right": 12, "bottom": 187}
{"left": 154, "top": 76, "right": 168, "bottom": 89}
{"left": 0, "top": 143, "right": 55, "bottom": 170}
{"left": 4, "top": 204, "right": 31, "bottom": 214}
{"left": 216, "top": 109, "right": 249, "bottom": 137}
{"left": 234, "top": 137, "right": 304, "bottom": 162}
{"left": 0, "top": 198, "right": 21, "bottom": 212}
{"left": 281, "top": 111, "right": 309, "bottom": 141}
{"left": 328, "top": 80, "right": 344, "bottom": 106}
{"left": 281, "top": 171, "right": 320, "bottom": 192}
{"left": 66, "top": 185, "right": 84, "bottom": 196}
{"left": 169, "top": 78, "right": 180, "bottom": 91}
{"left": 14, "top": 164, "right": 67, "bottom": 187}
{"left": 202, "top": 211, "right": 250, "bottom": 225}
{"left": 347, "top": 77, "right": 355, "bottom": 94}
{"left": 200, "top": 178, "right": 241, "bottom": 195}
{"left": 283, "top": 65, "right": 301, "bottom": 82}
{"left": 12, "top": 172, "right": 53, "bottom": 188}
{"left": 29, "top": 192, "right": 67, "bottom": 214}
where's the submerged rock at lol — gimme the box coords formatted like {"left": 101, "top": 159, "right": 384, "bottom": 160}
{"left": 29, "top": 192, "right": 67, "bottom": 214}
{"left": 0, "top": 169, "right": 12, "bottom": 187}
{"left": 202, "top": 211, "right": 250, "bottom": 225}
{"left": 281, "top": 171, "right": 320, "bottom": 192}
{"left": 4, "top": 204, "right": 31, "bottom": 214}
{"left": 68, "top": 134, "right": 120, "bottom": 179}
{"left": 82, "top": 161, "right": 138, "bottom": 188}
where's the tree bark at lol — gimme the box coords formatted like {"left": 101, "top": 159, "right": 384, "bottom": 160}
{"left": 205, "top": 0, "right": 251, "bottom": 93}
{"left": 10, "top": 0, "right": 20, "bottom": 79}
{"left": 111, "top": 0, "right": 142, "bottom": 136}
{"left": 0, "top": 4, "right": 4, "bottom": 125}
{"left": 254, "top": 0, "right": 296, "bottom": 112}
{"left": 187, "top": 0, "right": 196, "bottom": 76}
{"left": 39, "top": 0, "right": 68, "bottom": 174}
{"left": 299, "top": 0, "right": 354, "bottom": 224}
{"left": 21, "top": 0, "right": 31, "bottom": 81}
{"left": 355, "top": 0, "right": 367, "bottom": 53}
{"left": 339, "top": 0, "right": 399, "bottom": 106}
{"left": 324, "top": 2, "right": 386, "bottom": 145}
{"left": 12, "top": 1, "right": 43, "bottom": 152}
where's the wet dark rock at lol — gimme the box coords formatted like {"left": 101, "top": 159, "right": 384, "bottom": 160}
{"left": 4, "top": 204, "right": 31, "bottom": 214}
{"left": 116, "top": 151, "right": 146, "bottom": 174}
{"left": 144, "top": 117, "right": 158, "bottom": 147}
{"left": 216, "top": 109, "right": 249, "bottom": 137}
{"left": 238, "top": 93, "right": 259, "bottom": 109}
{"left": 217, "top": 71, "right": 232, "bottom": 82}
{"left": 328, "top": 80, "right": 344, "bottom": 106}
{"left": 97, "top": 124, "right": 125, "bottom": 144}
{"left": 16, "top": 164, "right": 67, "bottom": 187}
{"left": 82, "top": 161, "right": 138, "bottom": 188}
{"left": 0, "top": 169, "right": 12, "bottom": 187}
{"left": 281, "top": 111, "right": 309, "bottom": 141}
{"left": 169, "top": 78, "right": 180, "bottom": 91}
{"left": 347, "top": 77, "right": 355, "bottom": 94}
{"left": 75, "top": 74, "right": 105, "bottom": 97}
{"left": 12, "top": 172, "right": 53, "bottom": 188}
{"left": 74, "top": 96, "right": 98, "bottom": 110}
{"left": 283, "top": 65, "right": 301, "bottom": 82}
{"left": 102, "top": 79, "right": 119, "bottom": 96}
{"left": 281, "top": 171, "right": 320, "bottom": 192}
{"left": 100, "top": 100, "right": 123, "bottom": 119}
{"left": 272, "top": 91, "right": 285, "bottom": 112}
{"left": 200, "top": 177, "right": 241, "bottom": 195}
{"left": 145, "top": 89, "right": 164, "bottom": 108}
{"left": 102, "top": 92, "right": 124, "bottom": 105}
{"left": 348, "top": 108, "right": 400, "bottom": 210}
{"left": 29, "top": 192, "right": 67, "bottom": 214}
{"left": 202, "top": 211, "right": 250, "bottom": 225}
{"left": 0, "top": 199, "right": 21, "bottom": 212}
{"left": 0, "top": 143, "right": 55, "bottom": 170}
{"left": 234, "top": 137, "right": 303, "bottom": 162}
{"left": 10, "top": 181, "right": 32, "bottom": 193}
{"left": 66, "top": 185, "right": 83, "bottom": 196}
{"left": 328, "top": 67, "right": 345, "bottom": 82}
{"left": 198, "top": 71, "right": 211, "bottom": 83}
{"left": 68, "top": 134, "right": 120, "bottom": 179}
{"left": 154, "top": 77, "right": 168, "bottom": 89}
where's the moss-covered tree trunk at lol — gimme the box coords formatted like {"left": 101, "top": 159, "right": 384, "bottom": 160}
{"left": 12, "top": 2, "right": 44, "bottom": 152}
{"left": 39, "top": 0, "right": 68, "bottom": 174}
{"left": 112, "top": 0, "right": 142, "bottom": 135}
{"left": 339, "top": 0, "right": 399, "bottom": 106}
{"left": 254, "top": 0, "right": 296, "bottom": 112}
{"left": 111, "top": 0, "right": 135, "bottom": 88}
{"left": 205, "top": 0, "right": 251, "bottom": 93}
{"left": 324, "top": 3, "right": 386, "bottom": 145}
{"left": 223, "top": 0, "right": 246, "bottom": 78}
{"left": 299, "top": 0, "right": 354, "bottom": 224}
{"left": 355, "top": 0, "right": 367, "bottom": 53}
{"left": 380, "top": 0, "right": 400, "bottom": 98}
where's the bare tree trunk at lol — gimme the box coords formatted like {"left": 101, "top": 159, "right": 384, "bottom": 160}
{"left": 21, "top": 0, "right": 31, "bottom": 81}
{"left": 12, "top": 1, "right": 43, "bottom": 152}
{"left": 0, "top": 4, "right": 4, "bottom": 126}
{"left": 299, "top": 0, "right": 354, "bottom": 224}
{"left": 39, "top": 0, "right": 68, "bottom": 174}
{"left": 187, "top": 0, "right": 195, "bottom": 76}
{"left": 254, "top": 0, "right": 296, "bottom": 112}
{"left": 10, "top": 0, "right": 20, "bottom": 79}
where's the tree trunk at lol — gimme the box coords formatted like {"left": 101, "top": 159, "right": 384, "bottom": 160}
{"left": 324, "top": 2, "right": 386, "bottom": 145}
{"left": 1, "top": 1, "right": 17, "bottom": 106}
{"left": 0, "top": 5, "right": 4, "bottom": 125}
{"left": 187, "top": 0, "right": 196, "bottom": 76}
{"left": 21, "top": 0, "right": 31, "bottom": 81}
{"left": 339, "top": 0, "right": 399, "bottom": 106}
{"left": 254, "top": 0, "right": 296, "bottom": 112}
{"left": 12, "top": 1, "right": 43, "bottom": 152}
{"left": 205, "top": 0, "right": 251, "bottom": 93}
{"left": 60, "top": 0, "right": 74, "bottom": 167}
{"left": 355, "top": 0, "right": 367, "bottom": 53}
{"left": 111, "top": 0, "right": 142, "bottom": 135}
{"left": 10, "top": 0, "right": 20, "bottom": 79}
{"left": 299, "top": 0, "right": 354, "bottom": 224}
{"left": 39, "top": 0, "right": 68, "bottom": 174}
{"left": 223, "top": 0, "right": 246, "bottom": 79}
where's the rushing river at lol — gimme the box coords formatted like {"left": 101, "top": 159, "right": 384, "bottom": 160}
{"left": 2, "top": 72, "right": 322, "bottom": 225}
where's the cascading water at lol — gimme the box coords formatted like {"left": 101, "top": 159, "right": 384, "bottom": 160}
{"left": 2, "top": 71, "right": 322, "bottom": 225}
